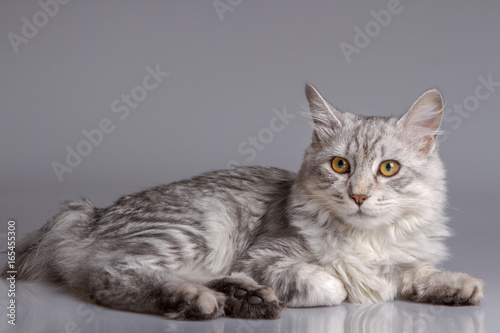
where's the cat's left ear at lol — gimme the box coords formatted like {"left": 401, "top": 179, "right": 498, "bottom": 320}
{"left": 398, "top": 89, "right": 443, "bottom": 153}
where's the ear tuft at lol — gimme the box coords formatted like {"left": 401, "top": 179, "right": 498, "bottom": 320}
{"left": 398, "top": 89, "right": 443, "bottom": 152}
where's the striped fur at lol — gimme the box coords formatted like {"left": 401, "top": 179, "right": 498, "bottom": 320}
{"left": 3, "top": 84, "right": 483, "bottom": 320}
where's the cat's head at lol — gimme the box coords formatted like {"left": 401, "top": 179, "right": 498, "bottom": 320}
{"left": 296, "top": 84, "right": 446, "bottom": 230}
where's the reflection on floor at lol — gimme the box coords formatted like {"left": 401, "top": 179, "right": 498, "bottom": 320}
{"left": 0, "top": 280, "right": 484, "bottom": 333}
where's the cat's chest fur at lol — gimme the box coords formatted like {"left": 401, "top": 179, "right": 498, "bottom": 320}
{"left": 300, "top": 220, "right": 428, "bottom": 303}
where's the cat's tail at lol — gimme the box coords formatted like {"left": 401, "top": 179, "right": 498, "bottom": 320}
{"left": 2, "top": 199, "right": 97, "bottom": 283}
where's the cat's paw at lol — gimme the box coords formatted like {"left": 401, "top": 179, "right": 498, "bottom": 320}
{"left": 164, "top": 283, "right": 226, "bottom": 320}
{"left": 413, "top": 271, "right": 484, "bottom": 306}
{"left": 207, "top": 275, "right": 283, "bottom": 319}
{"left": 285, "top": 269, "right": 347, "bottom": 307}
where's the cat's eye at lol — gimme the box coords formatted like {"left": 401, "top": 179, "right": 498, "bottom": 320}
{"left": 379, "top": 160, "right": 400, "bottom": 177}
{"left": 331, "top": 157, "right": 350, "bottom": 174}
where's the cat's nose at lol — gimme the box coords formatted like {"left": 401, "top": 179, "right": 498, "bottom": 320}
{"left": 351, "top": 194, "right": 369, "bottom": 206}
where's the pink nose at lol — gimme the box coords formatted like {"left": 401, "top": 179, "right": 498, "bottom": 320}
{"left": 351, "top": 194, "right": 368, "bottom": 206}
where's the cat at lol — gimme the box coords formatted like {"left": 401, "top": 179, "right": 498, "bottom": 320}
{"left": 4, "top": 84, "right": 484, "bottom": 320}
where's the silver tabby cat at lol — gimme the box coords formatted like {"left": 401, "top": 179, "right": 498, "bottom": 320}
{"left": 5, "top": 84, "right": 484, "bottom": 320}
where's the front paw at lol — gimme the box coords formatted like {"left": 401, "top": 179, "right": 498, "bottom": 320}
{"left": 413, "top": 271, "right": 484, "bottom": 306}
{"left": 207, "top": 276, "right": 283, "bottom": 319}
{"left": 285, "top": 269, "right": 347, "bottom": 307}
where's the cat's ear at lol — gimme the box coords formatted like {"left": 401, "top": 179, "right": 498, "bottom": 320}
{"left": 305, "top": 83, "right": 342, "bottom": 146}
{"left": 398, "top": 89, "right": 443, "bottom": 152}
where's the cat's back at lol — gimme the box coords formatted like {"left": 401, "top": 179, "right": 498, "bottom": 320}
{"left": 96, "top": 166, "right": 296, "bottom": 237}
{"left": 165, "top": 165, "right": 296, "bottom": 197}
{"left": 111, "top": 165, "right": 295, "bottom": 209}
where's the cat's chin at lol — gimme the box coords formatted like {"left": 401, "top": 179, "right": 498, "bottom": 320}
{"left": 342, "top": 211, "right": 391, "bottom": 230}
{"left": 349, "top": 210, "right": 375, "bottom": 218}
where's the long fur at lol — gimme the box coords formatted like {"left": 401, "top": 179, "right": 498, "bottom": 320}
{"left": 3, "top": 85, "right": 484, "bottom": 320}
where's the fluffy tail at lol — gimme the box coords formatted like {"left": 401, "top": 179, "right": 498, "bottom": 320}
{"left": 2, "top": 200, "right": 97, "bottom": 283}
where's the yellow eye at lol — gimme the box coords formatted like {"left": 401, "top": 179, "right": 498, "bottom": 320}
{"left": 379, "top": 160, "right": 400, "bottom": 177}
{"left": 331, "top": 157, "right": 350, "bottom": 173}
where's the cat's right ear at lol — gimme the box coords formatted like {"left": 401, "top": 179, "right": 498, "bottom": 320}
{"left": 305, "top": 83, "right": 342, "bottom": 146}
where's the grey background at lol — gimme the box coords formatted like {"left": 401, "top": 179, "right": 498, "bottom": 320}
{"left": 1, "top": 0, "right": 499, "bottom": 332}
